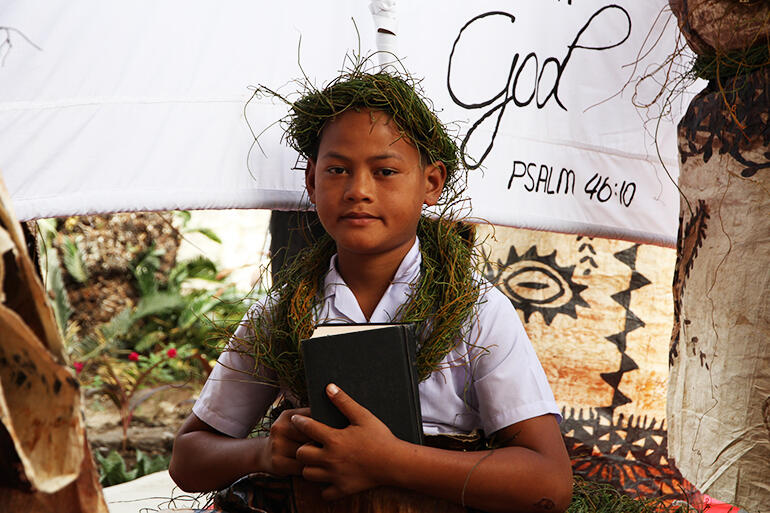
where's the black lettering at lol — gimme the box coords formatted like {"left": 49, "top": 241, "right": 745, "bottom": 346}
{"left": 513, "top": 52, "right": 538, "bottom": 107}
{"left": 447, "top": 11, "right": 516, "bottom": 110}
{"left": 449, "top": 7, "right": 632, "bottom": 169}
{"left": 536, "top": 165, "right": 549, "bottom": 193}
{"left": 525, "top": 163, "right": 537, "bottom": 192}
{"left": 546, "top": 165, "right": 557, "bottom": 194}
{"left": 552, "top": 5, "right": 631, "bottom": 110}
{"left": 557, "top": 168, "right": 575, "bottom": 194}
{"left": 536, "top": 56, "right": 561, "bottom": 108}
{"left": 447, "top": 12, "right": 518, "bottom": 170}
{"left": 459, "top": 98, "right": 515, "bottom": 170}
{"left": 508, "top": 160, "right": 527, "bottom": 189}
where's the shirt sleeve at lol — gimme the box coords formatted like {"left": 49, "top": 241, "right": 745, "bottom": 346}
{"left": 192, "top": 305, "right": 279, "bottom": 438}
{"left": 469, "top": 284, "right": 561, "bottom": 435}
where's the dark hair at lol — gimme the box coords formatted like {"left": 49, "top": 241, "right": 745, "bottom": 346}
{"left": 281, "top": 71, "right": 464, "bottom": 206}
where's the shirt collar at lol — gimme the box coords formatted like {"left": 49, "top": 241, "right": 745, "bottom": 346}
{"left": 321, "top": 237, "right": 422, "bottom": 323}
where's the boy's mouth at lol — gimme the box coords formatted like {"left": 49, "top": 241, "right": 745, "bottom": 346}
{"left": 340, "top": 212, "right": 379, "bottom": 224}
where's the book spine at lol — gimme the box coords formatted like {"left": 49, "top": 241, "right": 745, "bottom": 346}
{"left": 404, "top": 324, "right": 424, "bottom": 445}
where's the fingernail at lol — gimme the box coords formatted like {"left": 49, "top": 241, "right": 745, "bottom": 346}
{"left": 327, "top": 383, "right": 340, "bottom": 396}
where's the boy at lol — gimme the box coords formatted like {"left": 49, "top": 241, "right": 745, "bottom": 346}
{"left": 170, "top": 71, "right": 573, "bottom": 513}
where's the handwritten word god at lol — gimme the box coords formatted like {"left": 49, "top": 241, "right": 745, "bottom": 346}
{"left": 447, "top": 6, "right": 632, "bottom": 169}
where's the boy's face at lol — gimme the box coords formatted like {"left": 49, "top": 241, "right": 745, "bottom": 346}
{"left": 306, "top": 109, "right": 446, "bottom": 261}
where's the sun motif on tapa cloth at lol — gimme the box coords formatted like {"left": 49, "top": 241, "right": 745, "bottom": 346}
{"left": 483, "top": 245, "right": 589, "bottom": 326}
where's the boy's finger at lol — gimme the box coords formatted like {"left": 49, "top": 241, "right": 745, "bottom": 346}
{"left": 326, "top": 383, "right": 369, "bottom": 423}
{"left": 285, "top": 423, "right": 313, "bottom": 443}
{"left": 295, "top": 442, "right": 325, "bottom": 466}
{"left": 301, "top": 465, "right": 333, "bottom": 484}
{"left": 291, "top": 414, "right": 332, "bottom": 442}
{"left": 272, "top": 415, "right": 312, "bottom": 443}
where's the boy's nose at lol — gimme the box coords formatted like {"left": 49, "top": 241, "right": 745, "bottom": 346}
{"left": 343, "top": 170, "right": 374, "bottom": 202}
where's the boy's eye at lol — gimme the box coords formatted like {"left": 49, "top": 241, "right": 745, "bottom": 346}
{"left": 378, "top": 168, "right": 397, "bottom": 176}
{"left": 327, "top": 166, "right": 346, "bottom": 175}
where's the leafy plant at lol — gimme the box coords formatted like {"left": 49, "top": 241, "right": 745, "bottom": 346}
{"left": 95, "top": 449, "right": 169, "bottom": 487}
{"left": 36, "top": 218, "right": 74, "bottom": 336}
{"left": 63, "top": 214, "right": 253, "bottom": 372}
{"left": 118, "top": 245, "right": 250, "bottom": 362}
{"left": 99, "top": 346, "right": 189, "bottom": 449}
{"left": 37, "top": 212, "right": 257, "bottom": 447}
{"left": 129, "top": 244, "right": 165, "bottom": 297}
{"left": 60, "top": 234, "right": 89, "bottom": 283}
{"left": 176, "top": 210, "right": 222, "bottom": 244}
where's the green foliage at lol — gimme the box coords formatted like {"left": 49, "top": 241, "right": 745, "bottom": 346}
{"left": 65, "top": 216, "right": 251, "bottom": 368}
{"left": 36, "top": 211, "right": 257, "bottom": 386}
{"left": 133, "top": 291, "right": 188, "bottom": 319}
{"left": 129, "top": 244, "right": 165, "bottom": 297}
{"left": 567, "top": 478, "right": 695, "bottom": 513}
{"left": 73, "top": 278, "right": 244, "bottom": 377}
{"left": 49, "top": 259, "right": 73, "bottom": 336}
{"left": 175, "top": 210, "right": 222, "bottom": 243}
{"left": 168, "top": 255, "right": 219, "bottom": 288}
{"left": 692, "top": 42, "right": 770, "bottom": 82}
{"left": 175, "top": 210, "right": 192, "bottom": 225}
{"left": 36, "top": 218, "right": 73, "bottom": 336}
{"left": 185, "top": 227, "right": 222, "bottom": 244}
{"left": 38, "top": 212, "right": 256, "bottom": 444}
{"left": 95, "top": 449, "right": 169, "bottom": 487}
{"left": 127, "top": 347, "right": 194, "bottom": 386}
{"left": 60, "top": 234, "right": 89, "bottom": 283}
{"left": 121, "top": 249, "right": 248, "bottom": 363}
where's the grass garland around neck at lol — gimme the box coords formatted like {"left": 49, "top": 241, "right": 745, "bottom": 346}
{"left": 244, "top": 216, "right": 482, "bottom": 405}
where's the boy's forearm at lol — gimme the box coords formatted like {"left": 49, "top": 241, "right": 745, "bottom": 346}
{"left": 290, "top": 386, "right": 571, "bottom": 511}
{"left": 169, "top": 431, "right": 268, "bottom": 492}
{"left": 376, "top": 441, "right": 572, "bottom": 513}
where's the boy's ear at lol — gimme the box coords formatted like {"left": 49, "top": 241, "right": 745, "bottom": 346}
{"left": 423, "top": 161, "right": 447, "bottom": 206}
{"left": 305, "top": 159, "right": 317, "bottom": 204}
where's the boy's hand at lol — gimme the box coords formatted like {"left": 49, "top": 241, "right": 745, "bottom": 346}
{"left": 291, "top": 383, "right": 403, "bottom": 501}
{"left": 267, "top": 407, "right": 312, "bottom": 476}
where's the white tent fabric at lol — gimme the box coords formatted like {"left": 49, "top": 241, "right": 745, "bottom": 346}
{"left": 0, "top": 1, "right": 697, "bottom": 246}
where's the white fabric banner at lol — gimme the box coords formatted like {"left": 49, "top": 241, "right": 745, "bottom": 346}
{"left": 0, "top": 1, "right": 696, "bottom": 246}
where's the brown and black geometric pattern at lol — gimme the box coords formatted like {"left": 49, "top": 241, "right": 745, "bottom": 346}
{"left": 598, "top": 245, "right": 649, "bottom": 417}
{"left": 488, "top": 239, "right": 697, "bottom": 501}
{"left": 562, "top": 408, "right": 699, "bottom": 501}
{"left": 483, "top": 245, "right": 589, "bottom": 326}
{"left": 679, "top": 66, "right": 770, "bottom": 178}
{"left": 669, "top": 200, "right": 709, "bottom": 367}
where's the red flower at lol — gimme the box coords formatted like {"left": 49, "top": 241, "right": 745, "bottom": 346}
{"left": 166, "top": 348, "right": 177, "bottom": 358}
{"left": 73, "top": 361, "right": 84, "bottom": 374}
{"left": 128, "top": 351, "right": 140, "bottom": 362}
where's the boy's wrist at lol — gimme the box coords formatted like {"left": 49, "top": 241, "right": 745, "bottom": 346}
{"left": 251, "top": 436, "right": 272, "bottom": 474}
{"left": 369, "top": 437, "right": 415, "bottom": 488}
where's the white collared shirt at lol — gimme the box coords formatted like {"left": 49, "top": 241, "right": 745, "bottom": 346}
{"left": 193, "top": 238, "right": 559, "bottom": 438}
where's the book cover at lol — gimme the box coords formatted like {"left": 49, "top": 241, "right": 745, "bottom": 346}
{"left": 301, "top": 323, "right": 423, "bottom": 445}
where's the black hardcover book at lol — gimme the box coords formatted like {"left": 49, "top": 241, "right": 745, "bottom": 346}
{"left": 301, "top": 323, "right": 423, "bottom": 445}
